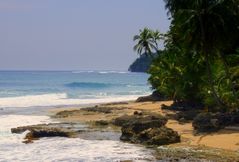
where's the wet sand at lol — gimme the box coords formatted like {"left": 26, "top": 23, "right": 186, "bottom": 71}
{"left": 51, "top": 100, "right": 239, "bottom": 151}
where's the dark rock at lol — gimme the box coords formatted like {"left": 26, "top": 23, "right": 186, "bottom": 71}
{"left": 136, "top": 91, "right": 167, "bottom": 102}
{"left": 178, "top": 117, "right": 187, "bottom": 123}
{"left": 25, "top": 128, "right": 71, "bottom": 139}
{"left": 95, "top": 120, "right": 109, "bottom": 126}
{"left": 193, "top": 111, "right": 239, "bottom": 133}
{"left": 161, "top": 104, "right": 169, "bottom": 110}
{"left": 117, "top": 114, "right": 180, "bottom": 145}
{"left": 113, "top": 115, "right": 135, "bottom": 126}
{"left": 22, "top": 139, "right": 34, "bottom": 144}
{"left": 162, "top": 101, "right": 204, "bottom": 111}
{"left": 83, "top": 106, "right": 112, "bottom": 113}
{"left": 55, "top": 106, "right": 127, "bottom": 118}
{"left": 102, "top": 102, "right": 129, "bottom": 106}
{"left": 120, "top": 115, "right": 168, "bottom": 141}
{"left": 231, "top": 111, "right": 239, "bottom": 124}
{"left": 11, "top": 123, "right": 78, "bottom": 143}
{"left": 120, "top": 126, "right": 135, "bottom": 141}
{"left": 176, "top": 110, "right": 200, "bottom": 121}
{"left": 155, "top": 146, "right": 239, "bottom": 161}
{"left": 55, "top": 110, "right": 79, "bottom": 118}
{"left": 113, "top": 114, "right": 167, "bottom": 127}
{"left": 11, "top": 127, "right": 29, "bottom": 134}
{"left": 133, "top": 111, "right": 143, "bottom": 116}
{"left": 137, "top": 127, "right": 180, "bottom": 145}
{"left": 192, "top": 113, "right": 223, "bottom": 133}
{"left": 82, "top": 106, "right": 125, "bottom": 114}
{"left": 215, "top": 112, "right": 233, "bottom": 126}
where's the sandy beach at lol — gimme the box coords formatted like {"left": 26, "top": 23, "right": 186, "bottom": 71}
{"left": 52, "top": 100, "right": 239, "bottom": 151}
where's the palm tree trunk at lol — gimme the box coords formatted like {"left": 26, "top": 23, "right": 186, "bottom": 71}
{"left": 218, "top": 53, "right": 238, "bottom": 106}
{"left": 199, "top": 15, "right": 224, "bottom": 108}
{"left": 205, "top": 53, "right": 225, "bottom": 108}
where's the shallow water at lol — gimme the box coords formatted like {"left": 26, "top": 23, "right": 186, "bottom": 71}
{"left": 0, "top": 115, "right": 155, "bottom": 162}
{"left": 0, "top": 71, "right": 155, "bottom": 161}
{"left": 0, "top": 71, "right": 150, "bottom": 105}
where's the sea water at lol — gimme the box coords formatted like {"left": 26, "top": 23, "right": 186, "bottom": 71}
{"left": 0, "top": 71, "right": 155, "bottom": 161}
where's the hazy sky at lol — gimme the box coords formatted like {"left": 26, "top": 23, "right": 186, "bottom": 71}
{"left": 0, "top": 0, "right": 170, "bottom": 71}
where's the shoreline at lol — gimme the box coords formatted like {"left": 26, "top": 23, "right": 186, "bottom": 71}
{"left": 51, "top": 100, "right": 239, "bottom": 150}
{"left": 2, "top": 95, "right": 239, "bottom": 161}
{"left": 50, "top": 100, "right": 239, "bottom": 161}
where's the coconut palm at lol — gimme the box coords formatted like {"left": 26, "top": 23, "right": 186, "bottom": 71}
{"left": 151, "top": 30, "right": 162, "bottom": 53}
{"left": 163, "top": 0, "right": 239, "bottom": 107}
{"left": 133, "top": 28, "right": 156, "bottom": 57}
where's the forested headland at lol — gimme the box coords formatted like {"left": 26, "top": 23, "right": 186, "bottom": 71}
{"left": 133, "top": 0, "right": 239, "bottom": 112}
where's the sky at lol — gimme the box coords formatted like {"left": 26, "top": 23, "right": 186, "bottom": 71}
{"left": 0, "top": 0, "right": 170, "bottom": 71}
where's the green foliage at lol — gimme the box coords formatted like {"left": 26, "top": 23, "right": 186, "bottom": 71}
{"left": 133, "top": 0, "right": 239, "bottom": 111}
{"left": 148, "top": 43, "right": 205, "bottom": 103}
{"left": 128, "top": 53, "right": 155, "bottom": 72}
{"left": 133, "top": 28, "right": 163, "bottom": 56}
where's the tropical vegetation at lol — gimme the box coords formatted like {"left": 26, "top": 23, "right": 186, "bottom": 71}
{"left": 128, "top": 53, "right": 155, "bottom": 72}
{"left": 133, "top": 0, "right": 239, "bottom": 112}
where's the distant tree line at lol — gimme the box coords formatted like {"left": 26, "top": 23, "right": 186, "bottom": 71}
{"left": 128, "top": 53, "right": 157, "bottom": 72}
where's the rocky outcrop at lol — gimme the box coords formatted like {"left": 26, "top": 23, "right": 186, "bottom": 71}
{"left": 161, "top": 101, "right": 204, "bottom": 111}
{"left": 83, "top": 106, "right": 113, "bottom": 114}
{"left": 114, "top": 113, "right": 180, "bottom": 145}
{"left": 112, "top": 113, "right": 167, "bottom": 127}
{"left": 55, "top": 106, "right": 126, "bottom": 118}
{"left": 192, "top": 111, "right": 239, "bottom": 133}
{"left": 128, "top": 53, "right": 154, "bottom": 72}
{"left": 136, "top": 127, "right": 181, "bottom": 145}
{"left": 55, "top": 110, "right": 80, "bottom": 118}
{"left": 11, "top": 123, "right": 80, "bottom": 143}
{"left": 94, "top": 120, "right": 109, "bottom": 126}
{"left": 136, "top": 91, "right": 167, "bottom": 102}
{"left": 82, "top": 106, "right": 125, "bottom": 114}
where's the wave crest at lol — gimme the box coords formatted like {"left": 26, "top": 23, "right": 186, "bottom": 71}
{"left": 0, "top": 93, "right": 141, "bottom": 108}
{"left": 65, "top": 82, "right": 110, "bottom": 88}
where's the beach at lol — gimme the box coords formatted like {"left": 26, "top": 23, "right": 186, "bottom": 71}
{"left": 51, "top": 100, "right": 239, "bottom": 161}
{"left": 2, "top": 0, "right": 239, "bottom": 161}
{"left": 0, "top": 71, "right": 157, "bottom": 161}
{"left": 52, "top": 101, "right": 239, "bottom": 151}
{"left": 0, "top": 71, "right": 239, "bottom": 161}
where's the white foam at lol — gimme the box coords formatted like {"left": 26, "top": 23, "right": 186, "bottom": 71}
{"left": 0, "top": 138, "right": 155, "bottom": 162}
{"left": 71, "top": 71, "right": 129, "bottom": 74}
{"left": 72, "top": 70, "right": 94, "bottom": 73}
{"left": 0, "top": 93, "right": 141, "bottom": 108}
{"left": 0, "top": 115, "right": 155, "bottom": 161}
{"left": 0, "top": 115, "right": 52, "bottom": 144}
{"left": 98, "top": 71, "right": 129, "bottom": 74}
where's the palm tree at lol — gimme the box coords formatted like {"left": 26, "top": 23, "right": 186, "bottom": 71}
{"left": 163, "top": 0, "right": 239, "bottom": 108}
{"left": 151, "top": 30, "right": 162, "bottom": 53}
{"left": 133, "top": 28, "right": 156, "bottom": 57}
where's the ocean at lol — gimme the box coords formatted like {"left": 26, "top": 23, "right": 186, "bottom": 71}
{"left": 0, "top": 71, "right": 150, "bottom": 109}
{"left": 0, "top": 71, "right": 155, "bottom": 161}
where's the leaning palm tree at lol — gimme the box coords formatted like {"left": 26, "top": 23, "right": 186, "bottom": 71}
{"left": 133, "top": 28, "right": 156, "bottom": 57}
{"left": 163, "top": 0, "right": 239, "bottom": 108}
{"left": 151, "top": 30, "right": 163, "bottom": 53}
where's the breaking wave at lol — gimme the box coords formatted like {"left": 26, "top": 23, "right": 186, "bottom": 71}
{"left": 0, "top": 93, "right": 141, "bottom": 108}
{"left": 65, "top": 82, "right": 111, "bottom": 89}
